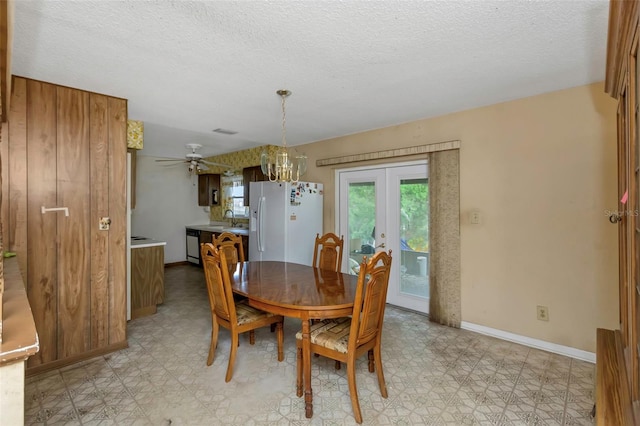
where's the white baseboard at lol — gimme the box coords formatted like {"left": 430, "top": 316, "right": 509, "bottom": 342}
{"left": 460, "top": 321, "right": 596, "bottom": 364}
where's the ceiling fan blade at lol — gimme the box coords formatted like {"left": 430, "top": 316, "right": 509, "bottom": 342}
{"left": 198, "top": 163, "right": 210, "bottom": 171}
{"left": 200, "top": 160, "right": 232, "bottom": 168}
{"left": 155, "top": 159, "right": 186, "bottom": 162}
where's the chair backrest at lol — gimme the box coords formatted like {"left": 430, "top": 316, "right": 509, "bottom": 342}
{"left": 212, "top": 232, "right": 245, "bottom": 270}
{"left": 349, "top": 250, "right": 393, "bottom": 349}
{"left": 312, "top": 233, "right": 344, "bottom": 272}
{"left": 201, "top": 243, "right": 236, "bottom": 323}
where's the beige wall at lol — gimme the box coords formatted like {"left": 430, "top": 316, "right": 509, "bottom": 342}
{"left": 297, "top": 82, "right": 618, "bottom": 353}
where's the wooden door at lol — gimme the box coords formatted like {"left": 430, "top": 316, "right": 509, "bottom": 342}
{"left": 5, "top": 76, "right": 127, "bottom": 371}
{"left": 56, "top": 86, "right": 91, "bottom": 359}
{"left": 604, "top": 0, "right": 640, "bottom": 416}
{"left": 25, "top": 79, "right": 58, "bottom": 364}
{"left": 615, "top": 32, "right": 640, "bottom": 401}
{"left": 634, "top": 32, "right": 640, "bottom": 400}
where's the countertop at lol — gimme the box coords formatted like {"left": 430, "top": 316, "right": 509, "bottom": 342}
{"left": 1, "top": 257, "right": 39, "bottom": 365}
{"left": 185, "top": 223, "right": 249, "bottom": 236}
{"left": 131, "top": 237, "right": 167, "bottom": 249}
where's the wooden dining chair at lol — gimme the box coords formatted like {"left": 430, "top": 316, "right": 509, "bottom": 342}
{"left": 312, "top": 232, "right": 344, "bottom": 272}
{"left": 201, "top": 243, "right": 284, "bottom": 382}
{"left": 212, "top": 231, "right": 245, "bottom": 267}
{"left": 212, "top": 231, "right": 247, "bottom": 304}
{"left": 311, "top": 232, "right": 345, "bottom": 369}
{"left": 296, "top": 250, "right": 392, "bottom": 424}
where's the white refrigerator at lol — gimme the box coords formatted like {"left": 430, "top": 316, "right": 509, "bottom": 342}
{"left": 249, "top": 181, "right": 323, "bottom": 266}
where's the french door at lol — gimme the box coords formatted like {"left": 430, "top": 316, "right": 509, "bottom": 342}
{"left": 337, "top": 161, "right": 429, "bottom": 314}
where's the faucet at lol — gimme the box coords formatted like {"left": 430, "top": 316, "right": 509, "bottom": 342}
{"left": 224, "top": 209, "right": 238, "bottom": 227}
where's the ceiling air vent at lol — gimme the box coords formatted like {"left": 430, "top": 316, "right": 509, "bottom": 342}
{"left": 212, "top": 128, "right": 238, "bottom": 135}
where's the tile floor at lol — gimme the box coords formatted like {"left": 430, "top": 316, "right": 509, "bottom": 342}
{"left": 25, "top": 265, "right": 596, "bottom": 425}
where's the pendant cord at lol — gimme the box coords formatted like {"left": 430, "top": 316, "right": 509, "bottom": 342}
{"left": 281, "top": 93, "right": 287, "bottom": 149}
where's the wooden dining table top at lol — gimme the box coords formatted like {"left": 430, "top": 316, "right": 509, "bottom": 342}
{"left": 229, "top": 261, "right": 359, "bottom": 313}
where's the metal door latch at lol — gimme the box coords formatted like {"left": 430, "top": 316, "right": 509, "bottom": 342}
{"left": 99, "top": 217, "right": 111, "bottom": 230}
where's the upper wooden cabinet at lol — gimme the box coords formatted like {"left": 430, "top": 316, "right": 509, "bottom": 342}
{"left": 198, "top": 173, "right": 220, "bottom": 206}
{"left": 242, "top": 165, "right": 267, "bottom": 206}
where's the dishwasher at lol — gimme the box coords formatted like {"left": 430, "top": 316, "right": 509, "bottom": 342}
{"left": 186, "top": 228, "right": 201, "bottom": 265}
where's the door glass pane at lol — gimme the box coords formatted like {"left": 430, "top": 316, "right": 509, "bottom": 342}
{"left": 399, "top": 178, "right": 429, "bottom": 298}
{"left": 347, "top": 181, "right": 376, "bottom": 274}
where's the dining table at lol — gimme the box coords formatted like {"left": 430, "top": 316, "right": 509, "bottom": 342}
{"left": 228, "top": 260, "right": 359, "bottom": 418}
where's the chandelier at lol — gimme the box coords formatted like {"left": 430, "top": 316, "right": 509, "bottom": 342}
{"left": 261, "top": 90, "right": 307, "bottom": 184}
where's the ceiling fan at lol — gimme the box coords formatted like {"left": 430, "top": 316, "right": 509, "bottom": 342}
{"left": 156, "top": 143, "right": 232, "bottom": 173}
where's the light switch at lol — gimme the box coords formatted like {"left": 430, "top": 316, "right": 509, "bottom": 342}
{"left": 470, "top": 210, "right": 481, "bottom": 225}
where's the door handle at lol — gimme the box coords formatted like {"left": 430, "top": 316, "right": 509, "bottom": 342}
{"left": 41, "top": 206, "right": 69, "bottom": 217}
{"left": 376, "top": 243, "right": 386, "bottom": 248}
{"left": 609, "top": 214, "right": 622, "bottom": 223}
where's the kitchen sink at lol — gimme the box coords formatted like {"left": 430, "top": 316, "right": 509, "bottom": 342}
{"left": 224, "top": 228, "right": 247, "bottom": 233}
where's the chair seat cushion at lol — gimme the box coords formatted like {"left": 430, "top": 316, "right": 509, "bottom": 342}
{"left": 235, "top": 301, "right": 277, "bottom": 325}
{"left": 296, "top": 317, "right": 351, "bottom": 353}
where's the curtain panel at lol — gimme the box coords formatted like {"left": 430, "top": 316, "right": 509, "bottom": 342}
{"left": 428, "top": 149, "right": 461, "bottom": 327}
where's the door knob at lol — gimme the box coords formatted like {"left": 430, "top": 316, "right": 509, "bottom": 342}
{"left": 609, "top": 214, "right": 622, "bottom": 224}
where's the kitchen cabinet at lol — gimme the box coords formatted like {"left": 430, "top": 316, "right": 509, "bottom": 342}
{"left": 239, "top": 235, "right": 249, "bottom": 260}
{"left": 198, "top": 173, "right": 220, "bottom": 206}
{"left": 242, "top": 165, "right": 267, "bottom": 206}
{"left": 131, "top": 244, "right": 165, "bottom": 319}
{"left": 195, "top": 229, "right": 248, "bottom": 265}
{"left": 199, "top": 230, "right": 214, "bottom": 248}
{"left": 3, "top": 76, "right": 128, "bottom": 374}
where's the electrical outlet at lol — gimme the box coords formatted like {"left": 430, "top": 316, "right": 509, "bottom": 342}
{"left": 537, "top": 305, "right": 549, "bottom": 321}
{"left": 470, "top": 210, "right": 481, "bottom": 224}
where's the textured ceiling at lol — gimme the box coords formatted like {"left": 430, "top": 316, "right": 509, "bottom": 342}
{"left": 11, "top": 0, "right": 609, "bottom": 159}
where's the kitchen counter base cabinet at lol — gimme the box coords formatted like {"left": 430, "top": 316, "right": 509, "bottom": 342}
{"left": 200, "top": 230, "right": 214, "bottom": 248}
{"left": 131, "top": 245, "right": 165, "bottom": 319}
{"left": 197, "top": 230, "right": 248, "bottom": 264}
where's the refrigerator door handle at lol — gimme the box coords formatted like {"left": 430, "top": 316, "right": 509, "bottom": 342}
{"left": 257, "top": 196, "right": 265, "bottom": 252}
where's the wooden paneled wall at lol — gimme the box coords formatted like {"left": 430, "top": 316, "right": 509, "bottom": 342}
{"left": 2, "top": 76, "right": 128, "bottom": 372}
{"left": 0, "top": 0, "right": 13, "bottom": 123}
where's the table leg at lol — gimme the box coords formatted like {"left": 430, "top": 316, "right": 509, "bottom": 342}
{"left": 296, "top": 347, "right": 303, "bottom": 397}
{"left": 302, "top": 318, "right": 313, "bottom": 418}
